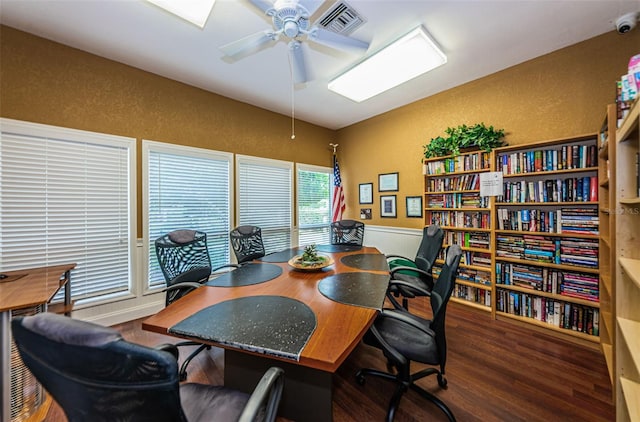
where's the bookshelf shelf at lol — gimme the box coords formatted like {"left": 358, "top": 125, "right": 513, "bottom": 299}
{"left": 495, "top": 283, "right": 600, "bottom": 308}
{"left": 495, "top": 201, "right": 598, "bottom": 206}
{"left": 612, "top": 98, "right": 639, "bottom": 421}
{"left": 455, "top": 278, "right": 492, "bottom": 290}
{"left": 425, "top": 189, "right": 481, "bottom": 195}
{"left": 496, "top": 311, "right": 599, "bottom": 342}
{"left": 619, "top": 257, "right": 640, "bottom": 289}
{"left": 618, "top": 318, "right": 640, "bottom": 369}
{"left": 451, "top": 297, "right": 491, "bottom": 312}
{"left": 619, "top": 197, "right": 640, "bottom": 205}
{"left": 501, "top": 166, "right": 599, "bottom": 178}
{"left": 495, "top": 256, "right": 599, "bottom": 274}
{"left": 440, "top": 226, "right": 491, "bottom": 232}
{"left": 427, "top": 207, "right": 491, "bottom": 211}
{"left": 494, "top": 229, "right": 598, "bottom": 240}
{"left": 620, "top": 377, "right": 640, "bottom": 421}
{"left": 603, "top": 343, "right": 614, "bottom": 384}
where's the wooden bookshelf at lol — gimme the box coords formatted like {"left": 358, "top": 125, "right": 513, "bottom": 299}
{"left": 615, "top": 98, "right": 640, "bottom": 422}
{"left": 598, "top": 104, "right": 617, "bottom": 390}
{"left": 492, "top": 135, "right": 600, "bottom": 344}
{"left": 423, "top": 149, "right": 495, "bottom": 314}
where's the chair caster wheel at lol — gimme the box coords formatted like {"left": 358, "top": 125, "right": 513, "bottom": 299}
{"left": 179, "top": 372, "right": 188, "bottom": 382}
{"left": 437, "top": 374, "right": 447, "bottom": 388}
{"left": 355, "top": 373, "right": 366, "bottom": 386}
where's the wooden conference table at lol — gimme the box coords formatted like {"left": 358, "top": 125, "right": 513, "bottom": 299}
{"left": 143, "top": 245, "right": 390, "bottom": 421}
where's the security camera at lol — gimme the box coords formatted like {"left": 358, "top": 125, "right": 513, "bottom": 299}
{"left": 616, "top": 12, "right": 637, "bottom": 34}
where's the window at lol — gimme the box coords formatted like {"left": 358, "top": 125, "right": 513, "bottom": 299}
{"left": 144, "top": 141, "right": 233, "bottom": 290}
{"left": 237, "top": 155, "right": 292, "bottom": 253}
{"left": 296, "top": 164, "right": 331, "bottom": 246}
{"left": 0, "top": 119, "right": 136, "bottom": 303}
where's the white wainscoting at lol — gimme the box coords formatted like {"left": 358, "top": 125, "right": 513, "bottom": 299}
{"left": 72, "top": 225, "right": 423, "bottom": 327}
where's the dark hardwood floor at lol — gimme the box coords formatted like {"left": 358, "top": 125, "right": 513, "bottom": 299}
{"left": 44, "top": 300, "right": 614, "bottom": 421}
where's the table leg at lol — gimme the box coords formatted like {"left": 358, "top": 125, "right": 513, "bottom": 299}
{"left": 225, "top": 350, "right": 333, "bottom": 422}
{"left": 2, "top": 310, "right": 11, "bottom": 422}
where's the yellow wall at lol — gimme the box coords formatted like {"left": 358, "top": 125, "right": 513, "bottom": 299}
{"left": 0, "top": 26, "right": 336, "bottom": 237}
{"left": 2, "top": 25, "right": 639, "bottom": 233}
{"left": 337, "top": 30, "right": 640, "bottom": 228}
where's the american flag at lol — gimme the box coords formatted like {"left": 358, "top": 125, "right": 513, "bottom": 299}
{"left": 332, "top": 155, "right": 345, "bottom": 222}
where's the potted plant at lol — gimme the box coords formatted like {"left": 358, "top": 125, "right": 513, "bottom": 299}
{"left": 423, "top": 123, "right": 506, "bottom": 158}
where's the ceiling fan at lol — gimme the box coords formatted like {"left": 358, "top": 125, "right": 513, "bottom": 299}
{"left": 219, "top": 0, "right": 370, "bottom": 84}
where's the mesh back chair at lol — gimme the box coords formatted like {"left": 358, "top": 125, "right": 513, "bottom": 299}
{"left": 356, "top": 245, "right": 463, "bottom": 422}
{"left": 386, "top": 224, "right": 444, "bottom": 310}
{"left": 12, "top": 313, "right": 284, "bottom": 422}
{"left": 330, "top": 220, "right": 365, "bottom": 246}
{"left": 230, "top": 225, "right": 266, "bottom": 264}
{"left": 155, "top": 229, "right": 237, "bottom": 380}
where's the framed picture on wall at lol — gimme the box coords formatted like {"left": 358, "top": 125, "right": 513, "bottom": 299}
{"left": 378, "top": 172, "right": 398, "bottom": 192}
{"left": 380, "top": 195, "right": 397, "bottom": 218}
{"left": 359, "top": 183, "right": 373, "bottom": 204}
{"left": 406, "top": 196, "right": 423, "bottom": 218}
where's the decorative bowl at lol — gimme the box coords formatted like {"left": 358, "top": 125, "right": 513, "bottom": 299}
{"left": 288, "top": 254, "right": 334, "bottom": 271}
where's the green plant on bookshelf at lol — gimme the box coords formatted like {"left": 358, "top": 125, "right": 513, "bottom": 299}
{"left": 424, "top": 123, "right": 506, "bottom": 158}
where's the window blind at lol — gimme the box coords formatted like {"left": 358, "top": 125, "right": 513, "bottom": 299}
{"left": 297, "top": 164, "right": 331, "bottom": 246}
{"left": 237, "top": 156, "right": 292, "bottom": 253}
{"left": 0, "top": 119, "right": 135, "bottom": 302}
{"left": 145, "top": 141, "right": 233, "bottom": 289}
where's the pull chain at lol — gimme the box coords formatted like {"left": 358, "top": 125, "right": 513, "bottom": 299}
{"left": 289, "top": 53, "right": 296, "bottom": 140}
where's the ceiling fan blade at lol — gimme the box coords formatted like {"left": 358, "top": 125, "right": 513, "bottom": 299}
{"left": 219, "top": 30, "right": 277, "bottom": 59}
{"left": 308, "top": 27, "right": 369, "bottom": 53}
{"left": 288, "top": 41, "right": 308, "bottom": 84}
{"left": 248, "top": 0, "right": 275, "bottom": 14}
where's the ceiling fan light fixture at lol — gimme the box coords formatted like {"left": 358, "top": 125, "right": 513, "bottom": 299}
{"left": 145, "top": 0, "right": 216, "bottom": 28}
{"left": 328, "top": 25, "right": 447, "bottom": 102}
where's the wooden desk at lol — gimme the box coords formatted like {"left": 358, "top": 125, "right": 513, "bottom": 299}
{"left": 1, "top": 264, "right": 76, "bottom": 422}
{"left": 143, "top": 247, "right": 388, "bottom": 421}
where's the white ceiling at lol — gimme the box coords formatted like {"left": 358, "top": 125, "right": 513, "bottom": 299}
{"left": 1, "top": 0, "right": 638, "bottom": 130}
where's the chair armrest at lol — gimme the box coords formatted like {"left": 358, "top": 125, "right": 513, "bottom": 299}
{"left": 211, "top": 263, "right": 239, "bottom": 273}
{"left": 387, "top": 279, "right": 432, "bottom": 297}
{"left": 155, "top": 343, "right": 179, "bottom": 361}
{"left": 385, "top": 254, "right": 413, "bottom": 261}
{"left": 165, "top": 282, "right": 203, "bottom": 293}
{"left": 390, "top": 266, "right": 430, "bottom": 279}
{"left": 238, "top": 367, "right": 285, "bottom": 422}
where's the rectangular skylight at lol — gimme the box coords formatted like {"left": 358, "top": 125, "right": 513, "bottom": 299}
{"left": 146, "top": 0, "right": 216, "bottom": 28}
{"left": 328, "top": 26, "right": 447, "bottom": 102}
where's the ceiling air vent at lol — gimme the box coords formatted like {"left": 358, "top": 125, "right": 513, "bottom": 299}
{"left": 317, "top": 1, "right": 365, "bottom": 35}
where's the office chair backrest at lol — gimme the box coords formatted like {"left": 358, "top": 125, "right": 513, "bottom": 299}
{"left": 230, "top": 225, "right": 265, "bottom": 263}
{"left": 330, "top": 219, "right": 365, "bottom": 246}
{"left": 155, "top": 230, "right": 212, "bottom": 305}
{"left": 414, "top": 224, "right": 444, "bottom": 272}
{"left": 430, "top": 244, "right": 462, "bottom": 365}
{"left": 12, "top": 313, "right": 187, "bottom": 422}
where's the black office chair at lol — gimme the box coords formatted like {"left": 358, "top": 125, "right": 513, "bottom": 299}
{"left": 356, "top": 245, "right": 462, "bottom": 422}
{"left": 155, "top": 229, "right": 237, "bottom": 380}
{"left": 330, "top": 219, "right": 365, "bottom": 246}
{"left": 230, "top": 225, "right": 266, "bottom": 264}
{"left": 386, "top": 224, "right": 444, "bottom": 310}
{"left": 12, "top": 312, "right": 284, "bottom": 422}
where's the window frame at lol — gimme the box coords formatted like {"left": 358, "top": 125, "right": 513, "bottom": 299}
{"left": 236, "top": 154, "right": 294, "bottom": 254}
{"left": 0, "top": 118, "right": 137, "bottom": 307}
{"left": 142, "top": 140, "right": 234, "bottom": 293}
{"left": 296, "top": 163, "right": 332, "bottom": 246}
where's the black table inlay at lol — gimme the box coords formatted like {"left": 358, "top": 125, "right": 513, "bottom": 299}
{"left": 206, "top": 263, "right": 283, "bottom": 287}
{"left": 169, "top": 295, "right": 316, "bottom": 361}
{"left": 315, "top": 244, "right": 362, "bottom": 253}
{"left": 318, "top": 272, "right": 390, "bottom": 310}
{"left": 340, "top": 253, "right": 390, "bottom": 272}
{"left": 258, "top": 248, "right": 303, "bottom": 263}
